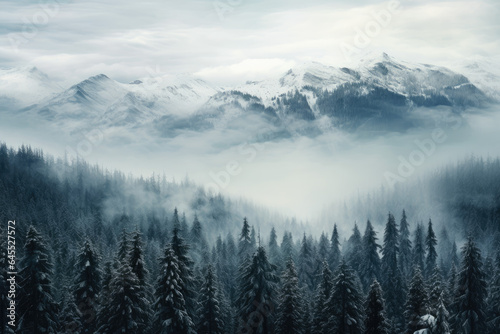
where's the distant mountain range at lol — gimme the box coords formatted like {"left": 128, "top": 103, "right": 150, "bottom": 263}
{"left": 1, "top": 53, "right": 497, "bottom": 140}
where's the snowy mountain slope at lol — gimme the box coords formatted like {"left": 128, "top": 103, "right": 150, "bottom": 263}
{"left": 197, "top": 53, "right": 491, "bottom": 132}
{"left": 451, "top": 56, "right": 500, "bottom": 101}
{"left": 19, "top": 73, "right": 221, "bottom": 131}
{"left": 1, "top": 53, "right": 497, "bottom": 138}
{"left": 0, "top": 66, "right": 62, "bottom": 108}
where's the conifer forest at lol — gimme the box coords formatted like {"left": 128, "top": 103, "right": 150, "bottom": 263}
{"left": 1, "top": 144, "right": 499, "bottom": 334}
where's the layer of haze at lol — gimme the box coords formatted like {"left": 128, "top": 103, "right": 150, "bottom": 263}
{"left": 2, "top": 106, "right": 500, "bottom": 222}
{"left": 0, "top": 0, "right": 499, "bottom": 86}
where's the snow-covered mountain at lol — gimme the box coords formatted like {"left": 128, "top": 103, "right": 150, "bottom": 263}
{"left": 0, "top": 66, "right": 62, "bottom": 108}
{"left": 2, "top": 54, "right": 498, "bottom": 138}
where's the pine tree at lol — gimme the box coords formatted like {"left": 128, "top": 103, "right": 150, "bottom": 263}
{"left": 487, "top": 252, "right": 500, "bottom": 333}
{"left": 345, "top": 223, "right": 363, "bottom": 274}
{"left": 98, "top": 260, "right": 150, "bottom": 333}
{"left": 381, "top": 213, "right": 399, "bottom": 278}
{"left": 360, "top": 220, "right": 381, "bottom": 291}
{"left": 404, "top": 266, "right": 429, "bottom": 334}
{"left": 73, "top": 238, "right": 101, "bottom": 333}
{"left": 58, "top": 285, "right": 81, "bottom": 334}
{"left": 236, "top": 246, "right": 279, "bottom": 334}
{"left": 425, "top": 219, "right": 438, "bottom": 278}
{"left": 115, "top": 229, "right": 131, "bottom": 265}
{"left": 328, "top": 224, "right": 341, "bottom": 271}
{"left": 129, "top": 229, "right": 149, "bottom": 287}
{"left": 364, "top": 279, "right": 390, "bottom": 334}
{"left": 171, "top": 225, "right": 197, "bottom": 319}
{"left": 153, "top": 246, "right": 195, "bottom": 334}
{"left": 0, "top": 226, "right": 9, "bottom": 334}
{"left": 312, "top": 261, "right": 333, "bottom": 334}
{"left": 298, "top": 233, "right": 316, "bottom": 291}
{"left": 281, "top": 231, "right": 295, "bottom": 261}
{"left": 381, "top": 213, "right": 406, "bottom": 332}
{"left": 190, "top": 215, "right": 208, "bottom": 264}
{"left": 428, "top": 265, "right": 444, "bottom": 316}
{"left": 433, "top": 293, "right": 451, "bottom": 334}
{"left": 197, "top": 264, "right": 225, "bottom": 334}
{"left": 268, "top": 227, "right": 282, "bottom": 268}
{"left": 453, "top": 237, "right": 487, "bottom": 334}
{"left": 275, "top": 258, "right": 304, "bottom": 334}
{"left": 399, "top": 210, "right": 413, "bottom": 280}
{"left": 17, "top": 226, "right": 59, "bottom": 334}
{"left": 413, "top": 223, "right": 426, "bottom": 271}
{"left": 324, "top": 259, "right": 364, "bottom": 334}
{"left": 238, "top": 217, "right": 254, "bottom": 261}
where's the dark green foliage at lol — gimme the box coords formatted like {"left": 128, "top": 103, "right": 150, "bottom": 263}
{"left": 345, "top": 223, "right": 363, "bottom": 274}
{"left": 98, "top": 260, "right": 150, "bottom": 333}
{"left": 298, "top": 234, "right": 316, "bottom": 291}
{"left": 171, "top": 224, "right": 197, "bottom": 319}
{"left": 364, "top": 280, "right": 390, "bottom": 334}
{"left": 413, "top": 224, "right": 426, "bottom": 271}
{"left": 73, "top": 238, "right": 101, "bottom": 333}
{"left": 425, "top": 219, "right": 438, "bottom": 278}
{"left": 329, "top": 224, "right": 341, "bottom": 271}
{"left": 275, "top": 258, "right": 304, "bottom": 334}
{"left": 17, "top": 226, "right": 59, "bottom": 334}
{"left": 324, "top": 259, "right": 365, "bottom": 334}
{"left": 238, "top": 217, "right": 254, "bottom": 261}
{"left": 197, "top": 265, "right": 225, "bottom": 334}
{"left": 312, "top": 261, "right": 333, "bottom": 333}
{"left": 360, "top": 220, "right": 381, "bottom": 291}
{"left": 404, "top": 266, "right": 428, "bottom": 334}
{"left": 453, "top": 237, "right": 487, "bottom": 334}
{"left": 398, "top": 210, "right": 412, "bottom": 279}
{"left": 236, "top": 246, "right": 279, "bottom": 334}
{"left": 153, "top": 246, "right": 195, "bottom": 334}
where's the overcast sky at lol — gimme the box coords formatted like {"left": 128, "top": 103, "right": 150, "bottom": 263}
{"left": 1, "top": 0, "right": 499, "bottom": 86}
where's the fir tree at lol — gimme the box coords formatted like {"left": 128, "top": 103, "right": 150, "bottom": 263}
{"left": 364, "top": 279, "right": 390, "bottom": 334}
{"left": 197, "top": 264, "right": 225, "bottom": 334}
{"left": 381, "top": 213, "right": 406, "bottom": 332}
{"left": 345, "top": 223, "right": 363, "bottom": 274}
{"left": 487, "top": 252, "right": 500, "bottom": 333}
{"left": 425, "top": 219, "right": 438, "bottom": 278}
{"left": 298, "top": 233, "right": 316, "bottom": 291}
{"left": 433, "top": 293, "right": 451, "bottom": 334}
{"left": 413, "top": 223, "right": 426, "bottom": 271}
{"left": 73, "top": 238, "right": 101, "bottom": 333}
{"left": 324, "top": 259, "right": 364, "bottom": 334}
{"left": 281, "top": 231, "right": 295, "bottom": 261}
{"left": 17, "top": 226, "right": 59, "bottom": 334}
{"left": 428, "top": 265, "right": 444, "bottom": 316}
{"left": 360, "top": 220, "right": 381, "bottom": 291}
{"left": 98, "top": 260, "right": 150, "bottom": 333}
{"left": 398, "top": 210, "right": 413, "bottom": 280}
{"left": 312, "top": 261, "right": 333, "bottom": 334}
{"left": 238, "top": 217, "right": 254, "bottom": 261}
{"left": 153, "top": 246, "right": 195, "bottom": 334}
{"left": 268, "top": 227, "right": 282, "bottom": 268}
{"left": 171, "top": 225, "right": 197, "bottom": 319}
{"left": 329, "top": 224, "right": 341, "bottom": 271}
{"left": 404, "top": 266, "right": 428, "bottom": 334}
{"left": 275, "top": 258, "right": 304, "bottom": 334}
{"left": 236, "top": 246, "right": 279, "bottom": 334}
{"left": 453, "top": 237, "right": 487, "bottom": 334}
{"left": 58, "top": 286, "right": 81, "bottom": 334}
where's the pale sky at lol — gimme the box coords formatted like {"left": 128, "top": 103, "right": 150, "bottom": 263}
{"left": 1, "top": 0, "right": 499, "bottom": 86}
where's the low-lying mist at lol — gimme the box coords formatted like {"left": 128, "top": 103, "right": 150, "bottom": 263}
{"left": 1, "top": 103, "right": 499, "bottom": 234}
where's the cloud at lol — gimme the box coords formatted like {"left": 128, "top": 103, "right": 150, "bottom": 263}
{"left": 0, "top": 0, "right": 498, "bottom": 86}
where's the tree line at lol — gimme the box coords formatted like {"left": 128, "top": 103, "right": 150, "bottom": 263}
{"left": 1, "top": 210, "right": 499, "bottom": 334}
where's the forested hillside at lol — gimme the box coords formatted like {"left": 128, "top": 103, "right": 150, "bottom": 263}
{"left": 1, "top": 143, "right": 499, "bottom": 333}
